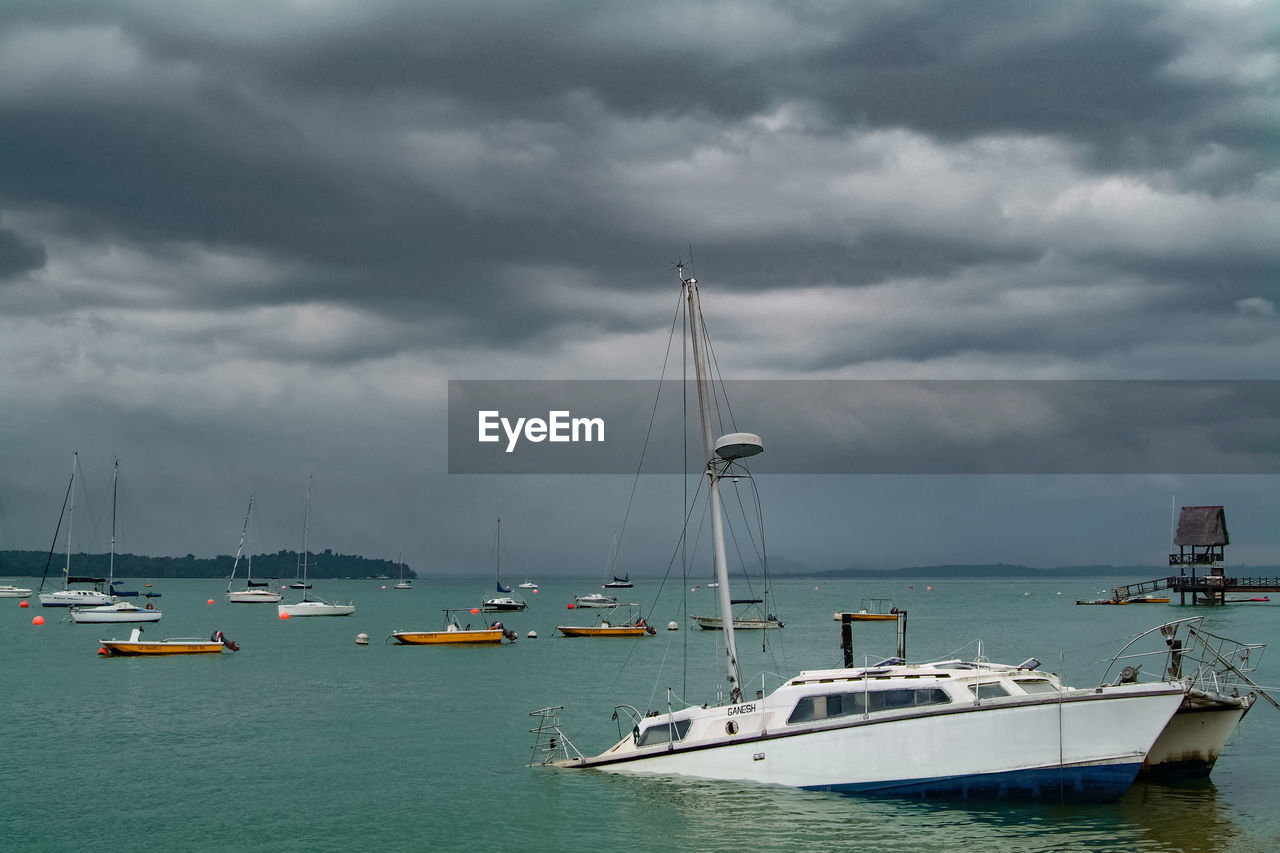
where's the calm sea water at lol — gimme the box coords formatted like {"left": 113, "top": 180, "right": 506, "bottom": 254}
{"left": 3, "top": 575, "right": 1277, "bottom": 852}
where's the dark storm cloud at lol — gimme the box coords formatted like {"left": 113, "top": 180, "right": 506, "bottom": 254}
{"left": 0, "top": 1, "right": 1276, "bottom": 568}
{"left": 0, "top": 216, "right": 46, "bottom": 279}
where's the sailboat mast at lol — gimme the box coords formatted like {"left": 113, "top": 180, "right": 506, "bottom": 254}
{"left": 228, "top": 495, "right": 253, "bottom": 593}
{"left": 64, "top": 451, "right": 78, "bottom": 589}
{"left": 302, "top": 475, "right": 312, "bottom": 584}
{"left": 683, "top": 270, "right": 743, "bottom": 703}
{"left": 108, "top": 458, "right": 118, "bottom": 587}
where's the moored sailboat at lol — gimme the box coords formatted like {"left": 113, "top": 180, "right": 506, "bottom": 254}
{"left": 277, "top": 476, "right": 354, "bottom": 617}
{"left": 532, "top": 264, "right": 1186, "bottom": 801}
{"left": 69, "top": 459, "right": 164, "bottom": 624}
{"left": 38, "top": 453, "right": 113, "bottom": 608}
{"left": 227, "top": 496, "right": 282, "bottom": 604}
{"left": 481, "top": 518, "right": 526, "bottom": 612}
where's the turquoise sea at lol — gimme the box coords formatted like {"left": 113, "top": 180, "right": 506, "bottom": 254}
{"left": 4, "top": 575, "right": 1278, "bottom": 852}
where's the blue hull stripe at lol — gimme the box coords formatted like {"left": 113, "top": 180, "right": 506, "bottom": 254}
{"left": 801, "top": 762, "right": 1144, "bottom": 802}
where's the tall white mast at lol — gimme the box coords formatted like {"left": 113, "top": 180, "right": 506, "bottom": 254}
{"left": 682, "top": 268, "right": 744, "bottom": 704}
{"left": 108, "top": 458, "right": 118, "bottom": 588}
{"left": 302, "top": 475, "right": 312, "bottom": 588}
{"left": 64, "top": 451, "right": 78, "bottom": 588}
{"left": 228, "top": 495, "right": 253, "bottom": 594}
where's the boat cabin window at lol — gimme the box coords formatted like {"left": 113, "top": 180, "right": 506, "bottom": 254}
{"left": 635, "top": 718, "right": 692, "bottom": 747}
{"left": 787, "top": 688, "right": 950, "bottom": 724}
{"left": 1013, "top": 679, "right": 1059, "bottom": 695}
{"left": 968, "top": 682, "right": 1010, "bottom": 700}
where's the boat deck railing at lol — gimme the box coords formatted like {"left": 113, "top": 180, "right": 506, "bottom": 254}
{"left": 528, "top": 706, "right": 584, "bottom": 766}
{"left": 1101, "top": 617, "right": 1267, "bottom": 698}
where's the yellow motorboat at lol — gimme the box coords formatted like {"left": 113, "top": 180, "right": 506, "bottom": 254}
{"left": 99, "top": 627, "right": 237, "bottom": 656}
{"left": 391, "top": 610, "right": 516, "bottom": 645}
{"left": 557, "top": 605, "right": 655, "bottom": 638}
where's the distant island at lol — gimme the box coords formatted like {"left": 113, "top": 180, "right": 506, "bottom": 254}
{"left": 0, "top": 549, "right": 414, "bottom": 581}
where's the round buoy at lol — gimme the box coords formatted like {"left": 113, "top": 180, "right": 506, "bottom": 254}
{"left": 470, "top": 607, "right": 479, "bottom": 614}
{"left": 567, "top": 602, "right": 575, "bottom": 609}
{"left": 527, "top": 630, "right": 538, "bottom": 639}
{"left": 667, "top": 621, "right": 679, "bottom": 631}
{"left": 207, "top": 599, "right": 214, "bottom": 605}
{"left": 19, "top": 600, "right": 29, "bottom": 608}
{"left": 532, "top": 589, "right": 538, "bottom": 594}
{"left": 927, "top": 586, "right": 932, "bottom": 591}
{"left": 33, "top": 615, "right": 45, "bottom": 626}
{"left": 97, "top": 647, "right": 108, "bottom": 655}
{"left": 280, "top": 611, "right": 290, "bottom": 620}
{"left": 356, "top": 633, "right": 369, "bottom": 645}
{"left": 381, "top": 585, "right": 386, "bottom": 590}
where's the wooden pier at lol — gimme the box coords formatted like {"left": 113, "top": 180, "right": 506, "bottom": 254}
{"left": 1101, "top": 506, "right": 1278, "bottom": 606}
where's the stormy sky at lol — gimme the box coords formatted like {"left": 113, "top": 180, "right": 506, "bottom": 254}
{"left": 1, "top": 1, "right": 1277, "bottom": 577}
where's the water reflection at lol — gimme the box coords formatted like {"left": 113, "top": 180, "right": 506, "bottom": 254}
{"left": 577, "top": 772, "right": 1273, "bottom": 853}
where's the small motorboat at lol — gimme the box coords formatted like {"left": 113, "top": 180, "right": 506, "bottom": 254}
{"left": 0, "top": 584, "right": 33, "bottom": 598}
{"left": 99, "top": 628, "right": 238, "bottom": 656}
{"left": 391, "top": 610, "right": 516, "bottom": 645}
{"left": 557, "top": 605, "right": 655, "bottom": 638}
{"left": 571, "top": 593, "right": 618, "bottom": 608}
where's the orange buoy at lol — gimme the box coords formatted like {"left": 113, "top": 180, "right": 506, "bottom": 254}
{"left": 33, "top": 615, "right": 45, "bottom": 625}
{"left": 97, "top": 647, "right": 109, "bottom": 655}
{"left": 470, "top": 608, "right": 479, "bottom": 614}
{"left": 280, "top": 611, "right": 290, "bottom": 620}
{"left": 207, "top": 599, "right": 214, "bottom": 605}
{"left": 19, "top": 600, "right": 29, "bottom": 608}
{"left": 567, "top": 603, "right": 575, "bottom": 609}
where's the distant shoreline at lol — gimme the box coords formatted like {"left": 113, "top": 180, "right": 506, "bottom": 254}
{"left": 4, "top": 549, "right": 1274, "bottom": 580}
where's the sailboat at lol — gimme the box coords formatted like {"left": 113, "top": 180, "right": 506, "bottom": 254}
{"left": 532, "top": 264, "right": 1187, "bottom": 801}
{"left": 70, "top": 459, "right": 163, "bottom": 624}
{"left": 38, "top": 452, "right": 113, "bottom": 608}
{"left": 393, "top": 551, "right": 413, "bottom": 590}
{"left": 226, "top": 496, "right": 282, "bottom": 604}
{"left": 481, "top": 518, "right": 526, "bottom": 612}
{"left": 278, "top": 476, "right": 355, "bottom": 617}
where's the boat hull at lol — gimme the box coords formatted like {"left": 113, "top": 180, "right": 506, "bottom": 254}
{"left": 278, "top": 601, "right": 355, "bottom": 617}
{"left": 39, "top": 589, "right": 114, "bottom": 607}
{"left": 70, "top": 605, "right": 163, "bottom": 623}
{"left": 100, "top": 640, "right": 225, "bottom": 656}
{"left": 0, "top": 585, "right": 33, "bottom": 598}
{"left": 391, "top": 629, "right": 505, "bottom": 644}
{"left": 1143, "top": 693, "right": 1254, "bottom": 779}
{"left": 557, "top": 625, "right": 650, "bottom": 638}
{"left": 228, "top": 590, "right": 283, "bottom": 603}
{"left": 691, "top": 616, "right": 782, "bottom": 630}
{"left": 565, "top": 684, "right": 1184, "bottom": 802}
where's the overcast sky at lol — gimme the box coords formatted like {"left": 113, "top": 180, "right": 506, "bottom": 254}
{"left": 2, "top": 1, "right": 1277, "bottom": 578}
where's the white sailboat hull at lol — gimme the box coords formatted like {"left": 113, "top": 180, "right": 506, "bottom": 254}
{"left": 40, "top": 589, "right": 114, "bottom": 607}
{"left": 1144, "top": 691, "right": 1254, "bottom": 778}
{"left": 69, "top": 602, "right": 163, "bottom": 623}
{"left": 564, "top": 676, "right": 1184, "bottom": 801}
{"left": 228, "top": 589, "right": 283, "bottom": 603}
{"left": 278, "top": 600, "right": 355, "bottom": 617}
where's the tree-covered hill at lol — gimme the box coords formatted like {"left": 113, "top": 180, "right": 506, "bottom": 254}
{"left": 0, "top": 549, "right": 414, "bottom": 580}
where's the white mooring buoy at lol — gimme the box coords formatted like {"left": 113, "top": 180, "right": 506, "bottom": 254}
{"left": 355, "top": 633, "right": 369, "bottom": 645}
{"left": 667, "top": 621, "right": 679, "bottom": 631}
{"left": 527, "top": 630, "right": 538, "bottom": 639}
